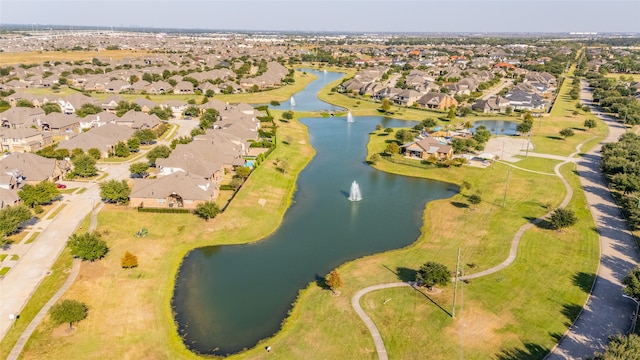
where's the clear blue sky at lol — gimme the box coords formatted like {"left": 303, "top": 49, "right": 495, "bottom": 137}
{"left": 1, "top": 0, "right": 639, "bottom": 33}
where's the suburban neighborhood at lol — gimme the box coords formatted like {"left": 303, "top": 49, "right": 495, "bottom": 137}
{"left": 0, "top": 10, "right": 639, "bottom": 360}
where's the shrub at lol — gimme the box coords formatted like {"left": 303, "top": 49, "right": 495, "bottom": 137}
{"left": 121, "top": 251, "right": 138, "bottom": 269}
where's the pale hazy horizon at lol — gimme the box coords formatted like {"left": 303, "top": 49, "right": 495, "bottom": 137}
{"left": 1, "top": 0, "right": 639, "bottom": 34}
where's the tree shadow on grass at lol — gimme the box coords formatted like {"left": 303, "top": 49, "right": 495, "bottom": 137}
{"left": 546, "top": 135, "right": 565, "bottom": 141}
{"left": 561, "top": 303, "right": 583, "bottom": 328}
{"left": 495, "top": 342, "right": 550, "bottom": 360}
{"left": 524, "top": 216, "right": 553, "bottom": 230}
{"left": 314, "top": 274, "right": 330, "bottom": 291}
{"left": 451, "top": 201, "right": 469, "bottom": 209}
{"left": 572, "top": 271, "right": 596, "bottom": 294}
{"left": 396, "top": 267, "right": 417, "bottom": 282}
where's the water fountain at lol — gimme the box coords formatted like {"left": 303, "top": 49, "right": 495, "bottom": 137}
{"left": 323, "top": 69, "right": 328, "bottom": 74}
{"left": 348, "top": 181, "right": 362, "bottom": 201}
{"left": 347, "top": 111, "right": 354, "bottom": 123}
{"left": 290, "top": 96, "right": 296, "bottom": 107}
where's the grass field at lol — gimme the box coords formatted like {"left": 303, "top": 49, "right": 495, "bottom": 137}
{"left": 14, "top": 63, "right": 606, "bottom": 359}
{"left": 0, "top": 50, "right": 148, "bottom": 66}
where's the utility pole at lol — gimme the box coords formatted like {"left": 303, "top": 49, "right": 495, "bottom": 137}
{"left": 452, "top": 248, "right": 461, "bottom": 318}
{"left": 503, "top": 168, "right": 511, "bottom": 208}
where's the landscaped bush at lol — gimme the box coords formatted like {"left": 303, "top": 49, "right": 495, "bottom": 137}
{"left": 137, "top": 207, "right": 190, "bottom": 214}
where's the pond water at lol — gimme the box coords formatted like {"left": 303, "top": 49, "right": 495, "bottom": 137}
{"left": 172, "top": 73, "right": 457, "bottom": 356}
{"left": 471, "top": 119, "right": 519, "bottom": 136}
{"left": 269, "top": 69, "right": 345, "bottom": 112}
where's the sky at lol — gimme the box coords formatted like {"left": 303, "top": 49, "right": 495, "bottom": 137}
{"left": 1, "top": 0, "right": 639, "bottom": 33}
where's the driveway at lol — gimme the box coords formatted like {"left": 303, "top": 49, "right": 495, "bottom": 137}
{"left": 546, "top": 81, "right": 640, "bottom": 359}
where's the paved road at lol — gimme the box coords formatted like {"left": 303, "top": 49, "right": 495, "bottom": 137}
{"left": 480, "top": 79, "right": 513, "bottom": 100}
{"left": 546, "top": 82, "right": 640, "bottom": 359}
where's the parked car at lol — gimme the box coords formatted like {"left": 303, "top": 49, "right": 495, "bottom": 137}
{"left": 56, "top": 183, "right": 67, "bottom": 189}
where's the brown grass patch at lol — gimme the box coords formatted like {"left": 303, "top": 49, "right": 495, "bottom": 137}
{"left": 447, "top": 303, "right": 516, "bottom": 352}
{"left": 51, "top": 324, "right": 76, "bottom": 338}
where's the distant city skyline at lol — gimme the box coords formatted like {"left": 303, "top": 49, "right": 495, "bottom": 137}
{"left": 1, "top": 0, "right": 639, "bottom": 34}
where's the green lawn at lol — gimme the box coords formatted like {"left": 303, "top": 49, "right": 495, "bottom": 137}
{"left": 23, "top": 232, "right": 41, "bottom": 245}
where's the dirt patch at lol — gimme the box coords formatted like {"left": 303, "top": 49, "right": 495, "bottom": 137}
{"left": 78, "top": 261, "right": 106, "bottom": 279}
{"left": 485, "top": 136, "right": 533, "bottom": 163}
{"left": 446, "top": 305, "right": 515, "bottom": 351}
{"left": 51, "top": 324, "right": 77, "bottom": 337}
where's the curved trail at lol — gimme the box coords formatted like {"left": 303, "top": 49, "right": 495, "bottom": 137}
{"left": 352, "top": 132, "right": 605, "bottom": 359}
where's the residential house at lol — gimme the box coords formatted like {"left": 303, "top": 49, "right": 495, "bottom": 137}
{"left": 0, "top": 107, "right": 45, "bottom": 129}
{"left": 173, "top": 81, "right": 195, "bottom": 94}
{"left": 105, "top": 79, "right": 131, "bottom": 93}
{"left": 41, "top": 113, "right": 80, "bottom": 133}
{"left": 115, "top": 110, "right": 160, "bottom": 130}
{"left": 101, "top": 95, "right": 125, "bottom": 113}
{"left": 145, "top": 81, "right": 173, "bottom": 94}
{"left": 79, "top": 111, "right": 118, "bottom": 130}
{"left": 471, "top": 96, "right": 510, "bottom": 113}
{"left": 0, "top": 152, "right": 69, "bottom": 185}
{"left": 132, "top": 98, "right": 158, "bottom": 113}
{"left": 129, "top": 171, "right": 219, "bottom": 210}
{"left": 0, "top": 128, "right": 53, "bottom": 152}
{"left": 57, "top": 123, "right": 135, "bottom": 158}
{"left": 416, "top": 93, "right": 458, "bottom": 110}
{"left": 57, "top": 93, "right": 98, "bottom": 114}
{"left": 393, "top": 89, "right": 422, "bottom": 107}
{"left": 401, "top": 137, "right": 453, "bottom": 160}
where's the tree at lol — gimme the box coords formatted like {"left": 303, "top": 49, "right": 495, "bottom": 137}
{"left": 422, "top": 118, "right": 437, "bottom": 129}
{"left": 381, "top": 98, "right": 391, "bottom": 113}
{"left": 49, "top": 299, "right": 88, "bottom": 329}
{"left": 67, "top": 232, "right": 108, "bottom": 261}
{"left": 623, "top": 266, "right": 640, "bottom": 301}
{"left": 18, "top": 181, "right": 60, "bottom": 208}
{"left": 129, "top": 162, "right": 150, "bottom": 178}
{"left": 0, "top": 205, "right": 32, "bottom": 243}
{"left": 113, "top": 141, "right": 130, "bottom": 158}
{"left": 560, "top": 128, "right": 575, "bottom": 139}
{"left": 395, "top": 129, "right": 415, "bottom": 144}
{"left": 194, "top": 201, "right": 220, "bottom": 221}
{"left": 385, "top": 142, "right": 400, "bottom": 154}
{"left": 516, "top": 119, "right": 533, "bottom": 134}
{"left": 593, "top": 334, "right": 640, "bottom": 360}
{"left": 121, "top": 251, "right": 138, "bottom": 269}
{"left": 99, "top": 180, "right": 130, "bottom": 204}
{"left": 134, "top": 129, "right": 157, "bottom": 145}
{"left": 325, "top": 269, "right": 343, "bottom": 294}
{"left": 282, "top": 111, "right": 294, "bottom": 120}
{"left": 182, "top": 105, "right": 200, "bottom": 118}
{"left": 468, "top": 194, "right": 482, "bottom": 207}
{"left": 549, "top": 208, "right": 577, "bottom": 230}
{"left": 149, "top": 106, "right": 172, "bottom": 121}
{"left": 146, "top": 145, "right": 172, "bottom": 165}
{"left": 584, "top": 118, "right": 597, "bottom": 130}
{"left": 505, "top": 106, "right": 513, "bottom": 115}
{"left": 87, "top": 148, "right": 101, "bottom": 160}
{"left": 71, "top": 154, "right": 98, "bottom": 178}
{"left": 416, "top": 262, "right": 451, "bottom": 289}
{"left": 235, "top": 166, "right": 251, "bottom": 179}
{"left": 275, "top": 159, "right": 289, "bottom": 174}
{"left": 75, "top": 103, "right": 102, "bottom": 118}
{"left": 127, "top": 137, "right": 140, "bottom": 152}
{"left": 41, "top": 102, "right": 62, "bottom": 114}
{"left": 447, "top": 105, "right": 457, "bottom": 121}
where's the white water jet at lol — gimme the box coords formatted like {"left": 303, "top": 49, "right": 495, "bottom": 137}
{"left": 290, "top": 96, "right": 296, "bottom": 107}
{"left": 347, "top": 111, "right": 354, "bottom": 123}
{"left": 323, "top": 69, "right": 328, "bottom": 74}
{"left": 348, "top": 181, "right": 362, "bottom": 201}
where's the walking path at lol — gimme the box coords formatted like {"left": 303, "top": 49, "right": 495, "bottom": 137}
{"left": 6, "top": 202, "right": 105, "bottom": 360}
{"left": 351, "top": 82, "right": 639, "bottom": 359}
